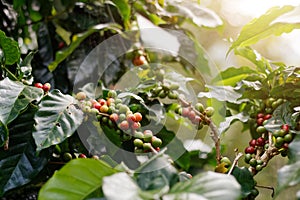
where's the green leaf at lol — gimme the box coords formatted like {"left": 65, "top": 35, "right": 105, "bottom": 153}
{"left": 0, "top": 121, "right": 8, "bottom": 147}
{"left": 0, "top": 78, "right": 44, "bottom": 125}
{"left": 39, "top": 159, "right": 117, "bottom": 200}
{"left": 32, "top": 89, "right": 84, "bottom": 151}
{"left": 231, "top": 167, "right": 256, "bottom": 198}
{"left": 103, "top": 172, "right": 142, "bottom": 200}
{"left": 166, "top": 2, "right": 223, "bottom": 28}
{"left": 163, "top": 171, "right": 241, "bottom": 200}
{"left": 0, "top": 105, "right": 48, "bottom": 196}
{"left": 198, "top": 85, "right": 246, "bottom": 104}
{"left": 229, "top": 6, "right": 300, "bottom": 53}
{"left": 277, "top": 160, "right": 300, "bottom": 195}
{"left": 219, "top": 112, "right": 248, "bottom": 134}
{"left": 112, "top": 0, "right": 131, "bottom": 29}
{"left": 0, "top": 30, "right": 20, "bottom": 65}
{"left": 234, "top": 47, "right": 272, "bottom": 73}
{"left": 288, "top": 135, "right": 300, "bottom": 163}
{"left": 212, "top": 66, "right": 257, "bottom": 86}
{"left": 48, "top": 23, "right": 122, "bottom": 72}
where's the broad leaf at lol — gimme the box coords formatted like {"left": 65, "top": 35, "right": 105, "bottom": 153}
{"left": 198, "top": 85, "right": 246, "bottom": 104}
{"left": 229, "top": 6, "right": 300, "bottom": 53}
{"left": 0, "top": 121, "right": 8, "bottom": 147}
{"left": 232, "top": 167, "right": 256, "bottom": 198}
{"left": 112, "top": 0, "right": 131, "bottom": 29}
{"left": 48, "top": 23, "right": 122, "bottom": 72}
{"left": 0, "top": 78, "right": 44, "bottom": 125}
{"left": 219, "top": 112, "right": 248, "bottom": 134}
{"left": 166, "top": 1, "right": 223, "bottom": 28}
{"left": 39, "top": 159, "right": 117, "bottom": 200}
{"left": 33, "top": 89, "right": 84, "bottom": 151}
{"left": 0, "top": 30, "right": 20, "bottom": 65}
{"left": 163, "top": 171, "right": 241, "bottom": 200}
{"left": 277, "top": 160, "right": 300, "bottom": 195}
{"left": 0, "top": 105, "right": 48, "bottom": 196}
{"left": 212, "top": 66, "right": 257, "bottom": 86}
{"left": 288, "top": 135, "right": 300, "bottom": 163}
{"left": 103, "top": 172, "right": 142, "bottom": 200}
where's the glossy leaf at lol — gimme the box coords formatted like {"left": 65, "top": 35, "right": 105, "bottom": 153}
{"left": 39, "top": 159, "right": 117, "bottom": 200}
{"left": 229, "top": 6, "right": 300, "bottom": 53}
{"left": 166, "top": 2, "right": 223, "bottom": 28}
{"left": 198, "top": 85, "right": 245, "bottom": 104}
{"left": 32, "top": 89, "right": 84, "bottom": 151}
{"left": 0, "top": 30, "right": 20, "bottom": 65}
{"left": 212, "top": 66, "right": 257, "bottom": 86}
{"left": 0, "top": 78, "right": 43, "bottom": 125}
{"left": 48, "top": 23, "right": 122, "bottom": 72}
{"left": 232, "top": 167, "right": 256, "bottom": 198}
{"left": 0, "top": 105, "right": 48, "bottom": 196}
{"left": 163, "top": 171, "right": 241, "bottom": 200}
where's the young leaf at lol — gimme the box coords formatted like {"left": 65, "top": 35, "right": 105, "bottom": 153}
{"left": 39, "top": 159, "right": 117, "bottom": 200}
{"left": 48, "top": 23, "right": 122, "bottom": 72}
{"left": 0, "top": 30, "right": 20, "bottom": 65}
{"left": 0, "top": 105, "right": 48, "bottom": 196}
{"left": 229, "top": 6, "right": 300, "bottom": 53}
{"left": 0, "top": 78, "right": 44, "bottom": 125}
{"left": 32, "top": 89, "right": 84, "bottom": 151}
{"left": 163, "top": 171, "right": 241, "bottom": 200}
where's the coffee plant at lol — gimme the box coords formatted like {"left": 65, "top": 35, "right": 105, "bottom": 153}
{"left": 0, "top": 1, "right": 300, "bottom": 200}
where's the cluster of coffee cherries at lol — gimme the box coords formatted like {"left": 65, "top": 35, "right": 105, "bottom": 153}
{"left": 244, "top": 97, "right": 295, "bottom": 173}
{"left": 75, "top": 90, "right": 162, "bottom": 153}
{"left": 34, "top": 82, "right": 51, "bottom": 93}
{"left": 174, "top": 102, "right": 215, "bottom": 130}
{"left": 151, "top": 82, "right": 180, "bottom": 100}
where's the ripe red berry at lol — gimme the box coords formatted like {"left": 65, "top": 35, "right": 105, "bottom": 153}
{"left": 131, "top": 122, "right": 141, "bottom": 130}
{"left": 78, "top": 153, "right": 87, "bottom": 158}
{"left": 281, "top": 124, "right": 289, "bottom": 133}
{"left": 257, "top": 113, "right": 264, "bottom": 119}
{"left": 119, "top": 120, "right": 129, "bottom": 130}
{"left": 43, "top": 83, "right": 51, "bottom": 92}
{"left": 134, "top": 112, "right": 142, "bottom": 122}
{"left": 245, "top": 146, "right": 255, "bottom": 154}
{"left": 93, "top": 102, "right": 101, "bottom": 110}
{"left": 188, "top": 110, "right": 196, "bottom": 121}
{"left": 133, "top": 55, "right": 147, "bottom": 66}
{"left": 264, "top": 114, "right": 272, "bottom": 120}
{"left": 34, "top": 82, "right": 43, "bottom": 89}
{"left": 126, "top": 113, "right": 136, "bottom": 123}
{"left": 192, "top": 115, "right": 202, "bottom": 125}
{"left": 256, "top": 118, "right": 264, "bottom": 126}
{"left": 249, "top": 139, "right": 257, "bottom": 147}
{"left": 282, "top": 143, "right": 289, "bottom": 149}
{"left": 109, "top": 113, "right": 119, "bottom": 122}
{"left": 98, "top": 99, "right": 107, "bottom": 106}
{"left": 256, "top": 137, "right": 265, "bottom": 146}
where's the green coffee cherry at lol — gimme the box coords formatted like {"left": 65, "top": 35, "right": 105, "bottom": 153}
{"left": 134, "top": 138, "right": 144, "bottom": 148}
{"left": 195, "top": 103, "right": 205, "bottom": 113}
{"left": 205, "top": 107, "right": 215, "bottom": 117}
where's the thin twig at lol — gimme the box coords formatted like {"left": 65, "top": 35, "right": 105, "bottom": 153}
{"left": 227, "top": 152, "right": 243, "bottom": 175}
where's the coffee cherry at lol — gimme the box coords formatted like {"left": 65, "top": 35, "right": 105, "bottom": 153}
{"left": 256, "top": 164, "right": 263, "bottom": 171}
{"left": 110, "top": 113, "right": 119, "bottom": 122}
{"left": 151, "top": 136, "right": 162, "bottom": 148}
{"left": 43, "top": 83, "right": 51, "bottom": 92}
{"left": 221, "top": 157, "right": 232, "bottom": 168}
{"left": 275, "top": 137, "right": 284, "bottom": 148}
{"left": 119, "top": 120, "right": 129, "bottom": 130}
{"left": 249, "top": 158, "right": 257, "bottom": 167}
{"left": 119, "top": 104, "right": 130, "bottom": 113}
{"left": 134, "top": 112, "right": 142, "bottom": 122}
{"left": 244, "top": 153, "right": 252, "bottom": 164}
{"left": 131, "top": 122, "right": 141, "bottom": 130}
{"left": 256, "top": 118, "right": 264, "bottom": 126}
{"left": 284, "top": 133, "right": 293, "bottom": 142}
{"left": 98, "top": 99, "right": 107, "bottom": 106}
{"left": 75, "top": 91, "right": 87, "bottom": 100}
{"left": 249, "top": 139, "right": 257, "bottom": 147}
{"left": 257, "top": 113, "right": 264, "bottom": 119}
{"left": 188, "top": 110, "right": 196, "bottom": 121}
{"left": 134, "top": 131, "right": 144, "bottom": 139}
{"left": 78, "top": 153, "right": 87, "bottom": 158}
{"left": 134, "top": 138, "right": 144, "bottom": 148}
{"left": 126, "top": 113, "right": 136, "bottom": 123}
{"left": 256, "top": 137, "right": 265, "bottom": 146}
{"left": 181, "top": 107, "right": 190, "bottom": 117}
{"left": 63, "top": 152, "right": 73, "bottom": 162}
{"left": 107, "top": 90, "right": 117, "bottom": 98}
{"left": 245, "top": 146, "right": 255, "bottom": 154}
{"left": 281, "top": 124, "right": 289, "bottom": 133}
{"left": 256, "top": 126, "right": 267, "bottom": 134}
{"left": 264, "top": 114, "right": 272, "bottom": 120}
{"left": 143, "top": 143, "right": 152, "bottom": 151}
{"left": 34, "top": 82, "right": 43, "bottom": 89}
{"left": 100, "top": 105, "right": 109, "bottom": 113}
{"left": 205, "top": 107, "right": 215, "bottom": 117}
{"left": 168, "top": 92, "right": 178, "bottom": 99}
{"left": 133, "top": 55, "right": 147, "bottom": 66}
{"left": 119, "top": 113, "right": 126, "bottom": 121}
{"left": 107, "top": 98, "right": 115, "bottom": 106}
{"left": 93, "top": 102, "right": 101, "bottom": 110}
{"left": 143, "top": 130, "right": 153, "bottom": 142}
